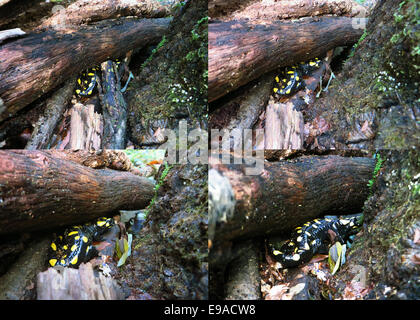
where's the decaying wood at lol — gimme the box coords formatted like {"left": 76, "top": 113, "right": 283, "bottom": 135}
{"left": 209, "top": 0, "right": 366, "bottom": 20}
{"left": 0, "top": 150, "right": 155, "bottom": 235}
{"left": 37, "top": 0, "right": 172, "bottom": 31}
{"left": 208, "top": 16, "right": 365, "bottom": 102}
{"left": 68, "top": 102, "right": 103, "bottom": 150}
{"left": 25, "top": 78, "right": 76, "bottom": 150}
{"left": 265, "top": 101, "right": 305, "bottom": 150}
{"left": 37, "top": 262, "right": 124, "bottom": 300}
{"left": 210, "top": 72, "right": 274, "bottom": 149}
{"left": 224, "top": 240, "right": 261, "bottom": 300}
{"left": 98, "top": 60, "right": 127, "bottom": 149}
{"left": 210, "top": 155, "right": 375, "bottom": 243}
{"left": 0, "top": 17, "right": 171, "bottom": 122}
{"left": 228, "top": 0, "right": 367, "bottom": 21}
{"left": 0, "top": 238, "right": 50, "bottom": 300}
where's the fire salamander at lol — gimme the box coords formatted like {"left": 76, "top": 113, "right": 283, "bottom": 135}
{"left": 269, "top": 213, "right": 363, "bottom": 268}
{"left": 272, "top": 58, "right": 322, "bottom": 98}
{"left": 75, "top": 59, "right": 122, "bottom": 97}
{"left": 48, "top": 217, "right": 115, "bottom": 268}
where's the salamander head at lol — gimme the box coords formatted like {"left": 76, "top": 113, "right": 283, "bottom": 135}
{"left": 337, "top": 213, "right": 364, "bottom": 236}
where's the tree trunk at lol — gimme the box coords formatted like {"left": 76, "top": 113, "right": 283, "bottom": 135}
{"left": 0, "top": 150, "right": 155, "bottom": 235}
{"left": 208, "top": 16, "right": 365, "bottom": 102}
{"left": 209, "top": 0, "right": 366, "bottom": 20}
{"left": 305, "top": 0, "right": 419, "bottom": 150}
{"left": 0, "top": 17, "right": 171, "bottom": 122}
{"left": 37, "top": 0, "right": 172, "bottom": 31}
{"left": 210, "top": 155, "right": 375, "bottom": 243}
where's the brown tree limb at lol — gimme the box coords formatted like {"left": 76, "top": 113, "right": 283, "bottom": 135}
{"left": 0, "top": 150, "right": 155, "bottom": 235}
{"left": 0, "top": 17, "right": 171, "bottom": 123}
{"left": 37, "top": 0, "right": 173, "bottom": 31}
{"left": 208, "top": 16, "right": 365, "bottom": 102}
{"left": 25, "top": 78, "right": 76, "bottom": 150}
{"left": 209, "top": 0, "right": 366, "bottom": 20}
{"left": 98, "top": 60, "right": 127, "bottom": 149}
{"left": 210, "top": 155, "right": 375, "bottom": 243}
{"left": 68, "top": 102, "right": 103, "bottom": 150}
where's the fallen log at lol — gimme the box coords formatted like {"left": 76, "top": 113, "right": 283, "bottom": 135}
{"left": 37, "top": 262, "right": 124, "bottom": 300}
{"left": 25, "top": 78, "right": 76, "bottom": 150}
{"left": 0, "top": 17, "right": 171, "bottom": 122}
{"left": 98, "top": 60, "right": 127, "bottom": 149}
{"left": 0, "top": 150, "right": 155, "bottom": 235}
{"left": 209, "top": 155, "right": 375, "bottom": 243}
{"left": 208, "top": 16, "right": 365, "bottom": 102}
{"left": 209, "top": 0, "right": 366, "bottom": 20}
{"left": 37, "top": 0, "right": 172, "bottom": 31}
{"left": 228, "top": 0, "right": 367, "bottom": 21}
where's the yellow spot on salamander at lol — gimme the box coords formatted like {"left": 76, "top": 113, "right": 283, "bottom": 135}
{"left": 304, "top": 242, "right": 310, "bottom": 250}
{"left": 296, "top": 229, "right": 302, "bottom": 233}
{"left": 340, "top": 219, "right": 350, "bottom": 225}
{"left": 312, "top": 224, "right": 318, "bottom": 229}
{"left": 71, "top": 244, "right": 77, "bottom": 251}
{"left": 288, "top": 242, "right": 294, "bottom": 246}
{"left": 282, "top": 78, "right": 287, "bottom": 82}
{"left": 61, "top": 259, "right": 65, "bottom": 265}
{"left": 286, "top": 89, "right": 291, "bottom": 94}
{"left": 87, "top": 73, "right": 95, "bottom": 76}
{"left": 63, "top": 245, "right": 68, "bottom": 250}
{"left": 71, "top": 256, "right": 78, "bottom": 265}
{"left": 305, "top": 231, "right": 311, "bottom": 236}
{"left": 309, "top": 61, "right": 317, "bottom": 66}
{"left": 82, "top": 236, "right": 88, "bottom": 243}
{"left": 273, "top": 250, "right": 282, "bottom": 256}
{"left": 97, "top": 220, "right": 106, "bottom": 227}
{"left": 77, "top": 78, "right": 81, "bottom": 85}
{"left": 296, "top": 76, "right": 300, "bottom": 81}
{"left": 68, "top": 231, "right": 78, "bottom": 236}
{"left": 275, "top": 76, "right": 280, "bottom": 83}
{"left": 294, "top": 247, "right": 298, "bottom": 253}
{"left": 297, "top": 236, "right": 302, "bottom": 242}
{"left": 49, "top": 259, "right": 57, "bottom": 266}
{"left": 51, "top": 242, "right": 57, "bottom": 251}
{"left": 75, "top": 236, "right": 80, "bottom": 240}
{"left": 287, "top": 81, "right": 292, "bottom": 86}
{"left": 75, "top": 89, "right": 81, "bottom": 94}
{"left": 273, "top": 87, "right": 278, "bottom": 93}
{"left": 87, "top": 90, "right": 93, "bottom": 95}
{"left": 287, "top": 71, "right": 294, "bottom": 74}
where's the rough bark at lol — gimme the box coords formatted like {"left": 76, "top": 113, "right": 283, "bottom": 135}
{"left": 209, "top": 0, "right": 366, "bottom": 20}
{"left": 264, "top": 101, "right": 304, "bottom": 149}
{"left": 0, "top": 150, "right": 155, "bottom": 235}
{"left": 224, "top": 240, "right": 261, "bottom": 300}
{"left": 25, "top": 79, "right": 76, "bottom": 150}
{"left": 0, "top": 238, "right": 50, "bottom": 300}
{"left": 68, "top": 102, "right": 103, "bottom": 150}
{"left": 126, "top": 0, "right": 207, "bottom": 147}
{"left": 306, "top": 0, "right": 419, "bottom": 149}
{"left": 210, "top": 155, "right": 375, "bottom": 243}
{"left": 37, "top": 0, "right": 172, "bottom": 30}
{"left": 37, "top": 262, "right": 124, "bottom": 300}
{"left": 208, "top": 16, "right": 365, "bottom": 102}
{"left": 0, "top": 17, "right": 171, "bottom": 122}
{"left": 98, "top": 60, "right": 127, "bottom": 149}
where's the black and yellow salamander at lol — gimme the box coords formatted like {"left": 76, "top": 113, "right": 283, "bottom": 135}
{"left": 75, "top": 59, "right": 125, "bottom": 97}
{"left": 272, "top": 58, "right": 322, "bottom": 98}
{"left": 268, "top": 213, "right": 363, "bottom": 268}
{"left": 48, "top": 217, "right": 115, "bottom": 268}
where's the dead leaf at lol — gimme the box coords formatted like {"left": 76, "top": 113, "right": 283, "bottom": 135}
{"left": 265, "top": 284, "right": 290, "bottom": 300}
